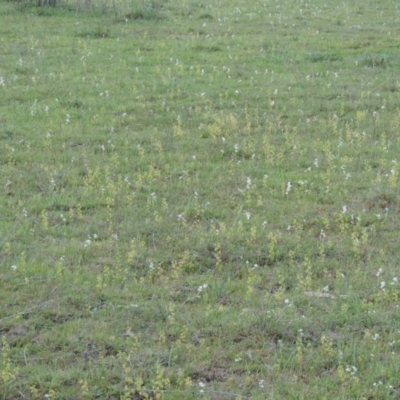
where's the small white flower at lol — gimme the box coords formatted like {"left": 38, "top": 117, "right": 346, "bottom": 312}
{"left": 198, "top": 381, "right": 206, "bottom": 388}
{"left": 342, "top": 205, "right": 347, "bottom": 214}
{"left": 11, "top": 265, "right": 17, "bottom": 271}
{"left": 197, "top": 283, "right": 208, "bottom": 293}
{"left": 246, "top": 177, "right": 252, "bottom": 189}
{"left": 285, "top": 182, "right": 291, "bottom": 195}
{"left": 345, "top": 366, "right": 357, "bottom": 378}
{"left": 177, "top": 213, "right": 185, "bottom": 221}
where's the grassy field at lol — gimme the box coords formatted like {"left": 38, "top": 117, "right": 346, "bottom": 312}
{"left": 1, "top": 0, "right": 400, "bottom": 398}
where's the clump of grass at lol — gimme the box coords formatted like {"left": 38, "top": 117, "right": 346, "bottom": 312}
{"left": 199, "top": 12, "right": 213, "bottom": 19}
{"left": 124, "top": 0, "right": 168, "bottom": 21}
{"left": 76, "top": 25, "right": 112, "bottom": 38}
{"left": 359, "top": 54, "right": 388, "bottom": 68}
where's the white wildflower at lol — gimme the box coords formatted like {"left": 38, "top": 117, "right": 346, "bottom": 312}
{"left": 246, "top": 177, "right": 252, "bottom": 189}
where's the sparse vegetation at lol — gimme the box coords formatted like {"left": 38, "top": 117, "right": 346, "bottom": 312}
{"left": 1, "top": 0, "right": 400, "bottom": 398}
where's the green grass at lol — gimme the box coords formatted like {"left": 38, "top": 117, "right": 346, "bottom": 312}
{"left": 1, "top": 0, "right": 400, "bottom": 398}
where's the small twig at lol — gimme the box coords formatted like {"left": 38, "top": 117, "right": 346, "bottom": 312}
{"left": 0, "top": 300, "right": 54, "bottom": 323}
{"left": 304, "top": 291, "right": 336, "bottom": 299}
{"left": 132, "top": 388, "right": 246, "bottom": 399}
{"left": 17, "top": 390, "right": 28, "bottom": 400}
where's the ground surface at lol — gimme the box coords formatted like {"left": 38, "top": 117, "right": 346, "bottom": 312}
{"left": 1, "top": 0, "right": 400, "bottom": 398}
